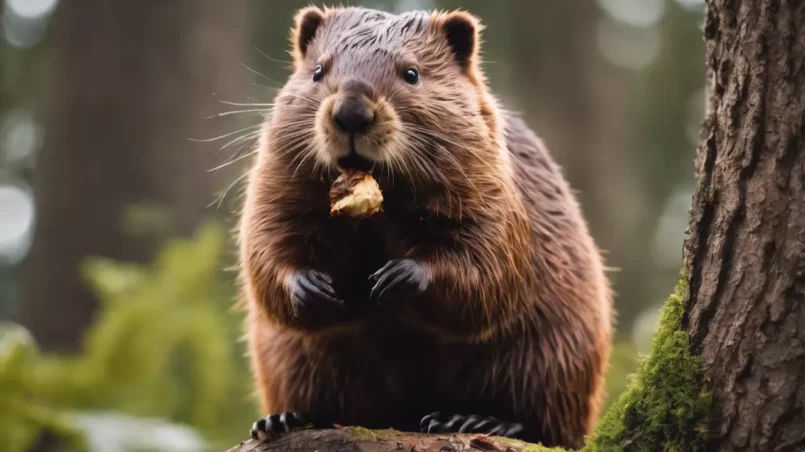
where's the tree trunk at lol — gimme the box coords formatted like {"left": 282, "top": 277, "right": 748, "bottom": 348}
{"left": 19, "top": 0, "right": 249, "bottom": 353}
{"left": 683, "top": 1, "right": 805, "bottom": 450}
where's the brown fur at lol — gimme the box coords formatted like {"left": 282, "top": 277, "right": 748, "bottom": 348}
{"left": 237, "top": 6, "right": 613, "bottom": 449}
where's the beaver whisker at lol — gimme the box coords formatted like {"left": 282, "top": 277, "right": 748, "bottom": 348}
{"left": 376, "top": 161, "right": 392, "bottom": 189}
{"left": 399, "top": 134, "right": 476, "bottom": 215}
{"left": 249, "top": 83, "right": 318, "bottom": 105}
{"left": 208, "top": 108, "right": 271, "bottom": 118}
{"left": 402, "top": 145, "right": 441, "bottom": 185}
{"left": 311, "top": 157, "right": 328, "bottom": 180}
{"left": 254, "top": 45, "right": 293, "bottom": 66}
{"left": 275, "top": 139, "right": 315, "bottom": 154}
{"left": 403, "top": 124, "right": 501, "bottom": 178}
{"left": 241, "top": 63, "right": 319, "bottom": 105}
{"left": 208, "top": 149, "right": 259, "bottom": 173}
{"left": 211, "top": 129, "right": 263, "bottom": 155}
{"left": 384, "top": 145, "right": 403, "bottom": 190}
{"left": 403, "top": 123, "right": 478, "bottom": 148}
{"left": 402, "top": 123, "right": 461, "bottom": 141}
{"left": 188, "top": 124, "right": 262, "bottom": 144}
{"left": 219, "top": 100, "right": 277, "bottom": 107}
{"left": 280, "top": 91, "right": 319, "bottom": 104}
{"left": 208, "top": 170, "right": 249, "bottom": 209}
{"left": 275, "top": 133, "right": 316, "bottom": 149}
{"left": 273, "top": 125, "right": 318, "bottom": 142}
{"left": 248, "top": 80, "right": 319, "bottom": 106}
{"left": 288, "top": 141, "right": 319, "bottom": 180}
{"left": 278, "top": 139, "right": 312, "bottom": 164}
{"left": 207, "top": 145, "right": 260, "bottom": 173}
{"left": 241, "top": 63, "right": 296, "bottom": 91}
{"left": 265, "top": 114, "right": 318, "bottom": 127}
{"left": 267, "top": 109, "right": 318, "bottom": 120}
{"left": 275, "top": 134, "right": 316, "bottom": 160}
{"left": 252, "top": 83, "right": 277, "bottom": 91}
{"left": 399, "top": 106, "right": 476, "bottom": 130}
{"left": 394, "top": 135, "right": 425, "bottom": 193}
{"left": 219, "top": 137, "right": 262, "bottom": 166}
{"left": 290, "top": 149, "right": 318, "bottom": 181}
{"left": 394, "top": 133, "right": 464, "bottom": 209}
{"left": 402, "top": 132, "right": 466, "bottom": 185}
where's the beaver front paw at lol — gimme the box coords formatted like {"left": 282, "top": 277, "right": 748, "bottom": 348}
{"left": 420, "top": 412, "right": 525, "bottom": 438}
{"left": 250, "top": 411, "right": 315, "bottom": 441}
{"left": 288, "top": 269, "right": 346, "bottom": 319}
{"left": 368, "top": 258, "right": 428, "bottom": 304}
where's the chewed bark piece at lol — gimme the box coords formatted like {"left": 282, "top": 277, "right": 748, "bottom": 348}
{"left": 329, "top": 170, "right": 384, "bottom": 218}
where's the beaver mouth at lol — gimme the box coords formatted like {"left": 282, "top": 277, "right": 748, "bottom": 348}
{"left": 336, "top": 153, "right": 373, "bottom": 172}
{"left": 335, "top": 136, "right": 374, "bottom": 172}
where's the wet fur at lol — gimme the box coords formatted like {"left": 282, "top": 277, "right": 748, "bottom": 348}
{"left": 237, "top": 6, "right": 613, "bottom": 449}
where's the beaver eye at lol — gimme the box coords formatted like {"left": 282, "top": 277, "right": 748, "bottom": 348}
{"left": 313, "top": 64, "right": 324, "bottom": 82}
{"left": 403, "top": 67, "right": 419, "bottom": 85}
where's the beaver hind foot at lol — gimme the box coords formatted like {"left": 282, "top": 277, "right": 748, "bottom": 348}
{"left": 250, "top": 411, "right": 326, "bottom": 441}
{"left": 420, "top": 412, "right": 525, "bottom": 438}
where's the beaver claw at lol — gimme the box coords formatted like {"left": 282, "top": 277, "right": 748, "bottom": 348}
{"left": 250, "top": 411, "right": 313, "bottom": 441}
{"left": 369, "top": 258, "right": 427, "bottom": 304}
{"left": 289, "top": 269, "right": 346, "bottom": 318}
{"left": 420, "top": 412, "right": 525, "bottom": 438}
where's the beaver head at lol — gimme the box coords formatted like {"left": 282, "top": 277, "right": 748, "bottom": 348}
{"left": 263, "top": 6, "right": 508, "bottom": 216}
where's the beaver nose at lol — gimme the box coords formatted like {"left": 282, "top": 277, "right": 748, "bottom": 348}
{"left": 332, "top": 98, "right": 375, "bottom": 135}
{"left": 332, "top": 79, "right": 376, "bottom": 135}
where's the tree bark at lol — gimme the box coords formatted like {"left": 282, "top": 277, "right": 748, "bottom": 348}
{"left": 19, "top": 0, "right": 249, "bottom": 353}
{"left": 225, "top": 428, "right": 536, "bottom": 452}
{"left": 683, "top": 1, "right": 805, "bottom": 450}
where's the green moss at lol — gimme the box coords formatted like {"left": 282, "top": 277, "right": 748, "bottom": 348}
{"left": 494, "top": 436, "right": 567, "bottom": 451}
{"left": 350, "top": 426, "right": 379, "bottom": 442}
{"left": 373, "top": 427, "right": 400, "bottom": 438}
{"left": 584, "top": 274, "right": 712, "bottom": 451}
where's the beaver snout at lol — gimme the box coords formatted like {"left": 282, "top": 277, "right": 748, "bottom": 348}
{"left": 332, "top": 79, "right": 376, "bottom": 135}
{"left": 314, "top": 77, "right": 400, "bottom": 168}
{"left": 333, "top": 96, "right": 375, "bottom": 135}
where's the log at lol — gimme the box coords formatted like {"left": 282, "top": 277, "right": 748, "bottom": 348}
{"left": 225, "top": 427, "right": 548, "bottom": 452}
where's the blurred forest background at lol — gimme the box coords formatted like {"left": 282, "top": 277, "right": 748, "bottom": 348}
{"left": 0, "top": 0, "right": 705, "bottom": 451}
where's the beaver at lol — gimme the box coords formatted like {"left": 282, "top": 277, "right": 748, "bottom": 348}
{"left": 237, "top": 5, "right": 613, "bottom": 449}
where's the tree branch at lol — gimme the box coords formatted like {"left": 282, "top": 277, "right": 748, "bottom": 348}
{"left": 225, "top": 427, "right": 548, "bottom": 452}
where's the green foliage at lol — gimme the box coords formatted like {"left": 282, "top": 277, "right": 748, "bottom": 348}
{"left": 585, "top": 275, "right": 712, "bottom": 452}
{"left": 0, "top": 223, "right": 258, "bottom": 452}
{"left": 0, "top": 323, "right": 89, "bottom": 452}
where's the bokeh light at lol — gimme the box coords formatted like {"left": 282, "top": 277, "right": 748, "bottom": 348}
{"left": 0, "top": 183, "right": 35, "bottom": 266}
{"left": 596, "top": 18, "right": 661, "bottom": 70}
{"left": 596, "top": 0, "right": 665, "bottom": 28}
{"left": 2, "top": 0, "right": 59, "bottom": 48}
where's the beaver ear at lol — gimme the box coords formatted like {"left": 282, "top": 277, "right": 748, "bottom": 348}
{"left": 291, "top": 6, "right": 325, "bottom": 63}
{"left": 436, "top": 11, "right": 482, "bottom": 71}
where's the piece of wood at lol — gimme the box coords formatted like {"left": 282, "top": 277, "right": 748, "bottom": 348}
{"left": 225, "top": 427, "right": 539, "bottom": 452}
